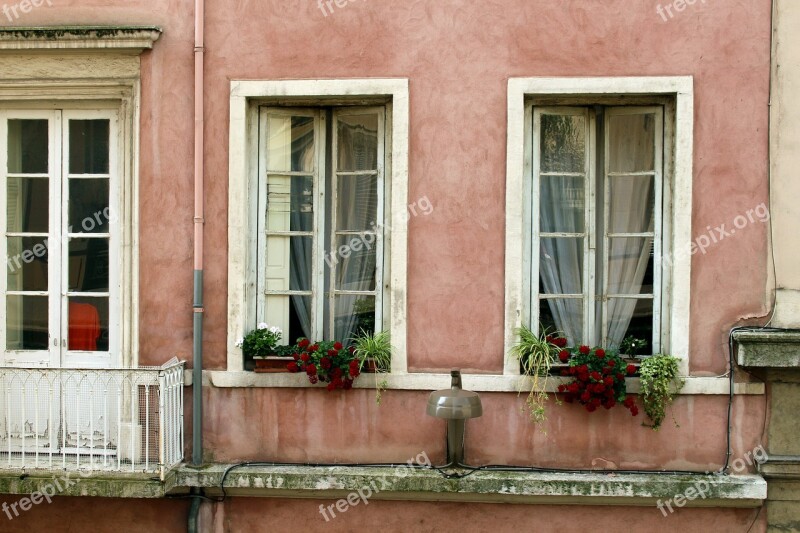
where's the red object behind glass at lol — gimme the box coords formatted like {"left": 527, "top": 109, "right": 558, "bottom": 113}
{"left": 68, "top": 301, "right": 100, "bottom": 351}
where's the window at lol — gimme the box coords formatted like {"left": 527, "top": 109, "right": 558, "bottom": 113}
{"left": 0, "top": 110, "right": 120, "bottom": 368}
{"left": 532, "top": 106, "right": 664, "bottom": 353}
{"left": 228, "top": 79, "right": 409, "bottom": 373}
{"left": 504, "top": 77, "right": 693, "bottom": 377}
{"left": 257, "top": 107, "right": 385, "bottom": 343}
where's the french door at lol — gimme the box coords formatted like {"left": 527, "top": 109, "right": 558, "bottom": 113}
{"left": 1, "top": 109, "right": 120, "bottom": 369}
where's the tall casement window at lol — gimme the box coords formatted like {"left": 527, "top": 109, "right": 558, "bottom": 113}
{"left": 257, "top": 106, "right": 385, "bottom": 344}
{"left": 0, "top": 110, "right": 119, "bottom": 368}
{"left": 531, "top": 106, "right": 665, "bottom": 354}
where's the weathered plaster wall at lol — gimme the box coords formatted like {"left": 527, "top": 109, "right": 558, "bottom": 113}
{"left": 12, "top": 0, "right": 773, "bottom": 471}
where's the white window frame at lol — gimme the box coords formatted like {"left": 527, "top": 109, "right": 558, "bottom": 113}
{"left": 504, "top": 77, "right": 693, "bottom": 377}
{"left": 227, "top": 79, "right": 409, "bottom": 373}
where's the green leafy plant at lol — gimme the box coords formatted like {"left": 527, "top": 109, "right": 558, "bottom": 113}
{"left": 639, "top": 354, "right": 685, "bottom": 430}
{"left": 509, "top": 325, "right": 562, "bottom": 426}
{"left": 352, "top": 329, "right": 392, "bottom": 404}
{"left": 235, "top": 323, "right": 282, "bottom": 359}
{"left": 619, "top": 335, "right": 647, "bottom": 356}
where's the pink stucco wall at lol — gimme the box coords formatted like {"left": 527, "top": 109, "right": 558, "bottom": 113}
{"left": 10, "top": 0, "right": 773, "bottom": 523}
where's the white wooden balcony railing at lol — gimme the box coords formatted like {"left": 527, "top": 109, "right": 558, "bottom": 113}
{"left": 0, "top": 359, "right": 184, "bottom": 481}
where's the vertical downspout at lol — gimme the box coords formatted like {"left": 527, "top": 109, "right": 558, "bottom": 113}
{"left": 192, "top": 0, "right": 205, "bottom": 468}
{"left": 189, "top": 0, "right": 205, "bottom": 529}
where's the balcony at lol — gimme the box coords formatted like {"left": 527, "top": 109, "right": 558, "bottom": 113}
{"left": 0, "top": 359, "right": 184, "bottom": 481}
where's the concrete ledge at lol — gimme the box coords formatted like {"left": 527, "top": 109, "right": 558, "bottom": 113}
{"left": 0, "top": 26, "right": 162, "bottom": 51}
{"left": 172, "top": 464, "right": 767, "bottom": 507}
{"left": 760, "top": 456, "right": 800, "bottom": 480}
{"left": 734, "top": 329, "right": 800, "bottom": 368}
{"left": 0, "top": 470, "right": 170, "bottom": 498}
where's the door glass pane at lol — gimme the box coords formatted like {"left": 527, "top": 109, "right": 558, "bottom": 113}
{"left": 69, "top": 179, "right": 110, "bottom": 234}
{"left": 333, "top": 295, "right": 375, "bottom": 340}
{"left": 337, "top": 114, "right": 378, "bottom": 172}
{"left": 6, "top": 237, "right": 48, "bottom": 291}
{"left": 540, "top": 175, "right": 585, "bottom": 233}
{"left": 266, "top": 175, "right": 313, "bottom": 232}
{"left": 336, "top": 174, "right": 377, "bottom": 231}
{"left": 266, "top": 115, "right": 315, "bottom": 173}
{"left": 539, "top": 297, "right": 583, "bottom": 346}
{"left": 334, "top": 235, "right": 377, "bottom": 292}
{"left": 608, "top": 113, "right": 655, "bottom": 173}
{"left": 607, "top": 237, "right": 654, "bottom": 295}
{"left": 6, "top": 295, "right": 48, "bottom": 350}
{"left": 608, "top": 176, "right": 654, "bottom": 233}
{"left": 68, "top": 296, "right": 108, "bottom": 352}
{"left": 263, "top": 236, "right": 312, "bottom": 292}
{"left": 540, "top": 114, "right": 585, "bottom": 173}
{"left": 68, "top": 238, "right": 109, "bottom": 292}
{"left": 539, "top": 237, "right": 583, "bottom": 294}
{"left": 69, "top": 120, "right": 109, "bottom": 174}
{"left": 6, "top": 177, "right": 48, "bottom": 233}
{"left": 7, "top": 119, "right": 48, "bottom": 174}
{"left": 607, "top": 297, "right": 653, "bottom": 354}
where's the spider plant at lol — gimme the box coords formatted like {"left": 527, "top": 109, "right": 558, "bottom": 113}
{"left": 509, "top": 324, "right": 560, "bottom": 426}
{"left": 352, "top": 329, "right": 392, "bottom": 404}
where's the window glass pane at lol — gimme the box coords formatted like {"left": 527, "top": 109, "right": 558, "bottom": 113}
{"left": 7, "top": 237, "right": 48, "bottom": 291}
{"left": 7, "top": 119, "right": 48, "bottom": 174}
{"left": 607, "top": 237, "right": 654, "bottom": 295}
{"left": 68, "top": 238, "right": 109, "bottom": 292}
{"left": 608, "top": 176, "right": 654, "bottom": 233}
{"left": 6, "top": 295, "right": 48, "bottom": 350}
{"left": 337, "top": 114, "right": 378, "bottom": 172}
{"left": 540, "top": 114, "right": 585, "bottom": 173}
{"left": 539, "top": 237, "right": 583, "bottom": 294}
{"left": 266, "top": 175, "right": 313, "bottom": 232}
{"left": 264, "top": 236, "right": 312, "bottom": 292}
{"left": 540, "top": 175, "right": 584, "bottom": 233}
{"left": 69, "top": 179, "right": 110, "bottom": 234}
{"left": 333, "top": 295, "right": 375, "bottom": 340}
{"left": 69, "top": 120, "right": 109, "bottom": 174}
{"left": 7, "top": 177, "right": 48, "bottom": 233}
{"left": 334, "top": 235, "right": 377, "bottom": 292}
{"left": 337, "top": 174, "right": 377, "bottom": 231}
{"left": 607, "top": 297, "right": 653, "bottom": 354}
{"left": 68, "top": 296, "right": 108, "bottom": 352}
{"left": 539, "top": 297, "right": 583, "bottom": 346}
{"left": 608, "top": 113, "right": 655, "bottom": 173}
{"left": 266, "top": 115, "right": 314, "bottom": 172}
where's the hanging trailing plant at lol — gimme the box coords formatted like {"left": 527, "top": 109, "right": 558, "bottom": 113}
{"left": 509, "top": 325, "right": 564, "bottom": 426}
{"left": 639, "top": 354, "right": 685, "bottom": 430}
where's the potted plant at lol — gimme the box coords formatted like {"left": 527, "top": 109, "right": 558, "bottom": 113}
{"left": 509, "top": 325, "right": 563, "bottom": 425}
{"left": 639, "top": 354, "right": 685, "bottom": 430}
{"left": 556, "top": 345, "right": 639, "bottom": 416}
{"left": 235, "top": 323, "right": 283, "bottom": 371}
{"left": 352, "top": 329, "right": 392, "bottom": 404}
{"left": 286, "top": 338, "right": 362, "bottom": 390}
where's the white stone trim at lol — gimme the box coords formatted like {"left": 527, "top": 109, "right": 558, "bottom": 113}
{"left": 227, "top": 79, "right": 409, "bottom": 372}
{"left": 189, "top": 370, "right": 763, "bottom": 395}
{"left": 504, "top": 76, "right": 694, "bottom": 376}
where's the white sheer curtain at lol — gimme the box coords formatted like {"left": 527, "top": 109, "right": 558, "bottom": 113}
{"left": 289, "top": 123, "right": 315, "bottom": 339}
{"left": 333, "top": 115, "right": 379, "bottom": 341}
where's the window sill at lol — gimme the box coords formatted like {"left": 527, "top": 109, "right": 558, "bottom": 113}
{"left": 186, "top": 370, "right": 764, "bottom": 395}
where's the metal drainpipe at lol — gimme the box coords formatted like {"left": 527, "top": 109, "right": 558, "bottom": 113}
{"left": 189, "top": 0, "right": 205, "bottom": 529}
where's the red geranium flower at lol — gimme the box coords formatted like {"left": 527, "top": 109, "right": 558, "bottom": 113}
{"left": 307, "top": 344, "right": 319, "bottom": 353}
{"left": 287, "top": 362, "right": 299, "bottom": 373}
{"left": 333, "top": 342, "right": 343, "bottom": 350}
{"left": 298, "top": 339, "right": 310, "bottom": 349}
{"left": 300, "top": 353, "right": 310, "bottom": 363}
{"left": 558, "top": 350, "right": 570, "bottom": 363}
{"left": 579, "top": 345, "right": 590, "bottom": 354}
{"left": 590, "top": 371, "right": 602, "bottom": 381}
{"left": 306, "top": 364, "right": 317, "bottom": 376}
{"left": 555, "top": 338, "right": 568, "bottom": 348}
{"left": 580, "top": 391, "right": 591, "bottom": 403}
{"left": 608, "top": 359, "right": 616, "bottom": 368}
{"left": 321, "top": 357, "right": 332, "bottom": 370}
{"left": 595, "top": 349, "right": 605, "bottom": 358}
{"left": 328, "top": 349, "right": 337, "bottom": 357}
{"left": 626, "top": 364, "right": 637, "bottom": 375}
{"left": 557, "top": 384, "right": 566, "bottom": 393}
